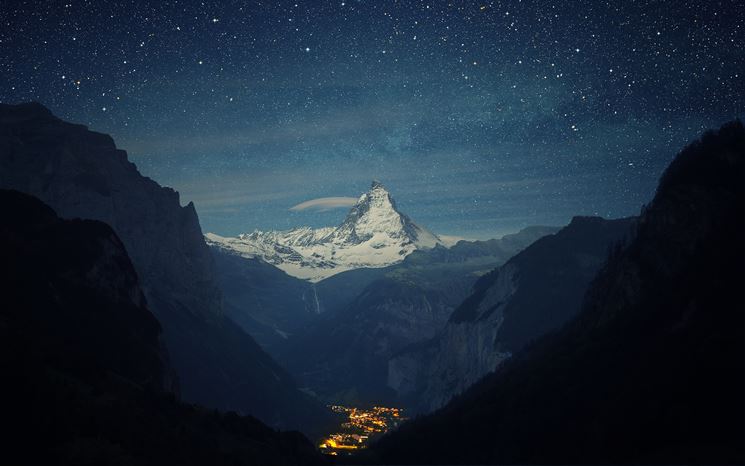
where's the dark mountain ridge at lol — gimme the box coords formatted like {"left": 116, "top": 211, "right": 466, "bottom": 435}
{"left": 364, "top": 120, "right": 745, "bottom": 464}
{"left": 0, "top": 102, "right": 328, "bottom": 434}
{"left": 0, "top": 189, "right": 324, "bottom": 465}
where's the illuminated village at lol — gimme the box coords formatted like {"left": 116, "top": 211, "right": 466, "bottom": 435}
{"left": 318, "top": 405, "right": 406, "bottom": 456}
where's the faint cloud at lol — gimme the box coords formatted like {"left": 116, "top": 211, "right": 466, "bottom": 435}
{"left": 290, "top": 197, "right": 358, "bottom": 212}
{"left": 120, "top": 102, "right": 410, "bottom": 156}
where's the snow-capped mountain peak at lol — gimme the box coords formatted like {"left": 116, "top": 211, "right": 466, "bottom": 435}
{"left": 205, "top": 181, "right": 443, "bottom": 282}
{"left": 333, "top": 180, "right": 430, "bottom": 245}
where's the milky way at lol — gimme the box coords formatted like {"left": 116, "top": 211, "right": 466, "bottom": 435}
{"left": 1, "top": 0, "right": 743, "bottom": 237}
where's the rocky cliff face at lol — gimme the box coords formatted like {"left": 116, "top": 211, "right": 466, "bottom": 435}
{"left": 389, "top": 216, "right": 635, "bottom": 413}
{"left": 0, "top": 102, "right": 222, "bottom": 321}
{"left": 387, "top": 265, "right": 515, "bottom": 409}
{"left": 0, "top": 102, "right": 328, "bottom": 434}
{"left": 282, "top": 277, "right": 467, "bottom": 404}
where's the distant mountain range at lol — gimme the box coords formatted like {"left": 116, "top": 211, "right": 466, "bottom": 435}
{"left": 206, "top": 181, "right": 443, "bottom": 282}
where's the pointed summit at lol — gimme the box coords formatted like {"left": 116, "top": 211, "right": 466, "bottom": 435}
{"left": 207, "top": 181, "right": 443, "bottom": 281}
{"left": 331, "top": 180, "right": 443, "bottom": 250}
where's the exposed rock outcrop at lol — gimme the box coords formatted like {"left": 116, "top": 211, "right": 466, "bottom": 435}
{"left": 389, "top": 216, "right": 635, "bottom": 413}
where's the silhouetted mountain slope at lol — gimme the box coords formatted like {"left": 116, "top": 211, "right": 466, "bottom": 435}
{"left": 389, "top": 216, "right": 635, "bottom": 413}
{"left": 0, "top": 102, "right": 328, "bottom": 433}
{"left": 277, "top": 226, "right": 557, "bottom": 404}
{"left": 314, "top": 266, "right": 390, "bottom": 314}
{"left": 365, "top": 121, "right": 745, "bottom": 464}
{"left": 210, "top": 248, "right": 397, "bottom": 353}
{"left": 0, "top": 188, "right": 168, "bottom": 393}
{"left": 0, "top": 189, "right": 324, "bottom": 466}
{"left": 211, "top": 249, "right": 319, "bottom": 350}
{"left": 285, "top": 277, "right": 468, "bottom": 405}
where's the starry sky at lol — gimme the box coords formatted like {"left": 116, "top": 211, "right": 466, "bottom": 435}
{"left": 1, "top": 0, "right": 743, "bottom": 239}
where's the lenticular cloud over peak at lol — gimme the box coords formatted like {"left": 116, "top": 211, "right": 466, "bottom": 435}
{"left": 289, "top": 197, "right": 358, "bottom": 212}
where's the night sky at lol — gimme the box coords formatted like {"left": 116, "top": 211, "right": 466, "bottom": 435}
{"left": 2, "top": 1, "right": 743, "bottom": 238}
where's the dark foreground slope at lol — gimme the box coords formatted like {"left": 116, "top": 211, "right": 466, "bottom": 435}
{"left": 0, "top": 189, "right": 324, "bottom": 466}
{"left": 364, "top": 121, "right": 745, "bottom": 464}
{"left": 211, "top": 249, "right": 319, "bottom": 351}
{"left": 0, "top": 102, "right": 328, "bottom": 433}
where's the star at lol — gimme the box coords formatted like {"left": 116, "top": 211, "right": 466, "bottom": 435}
{"left": 0, "top": 0, "right": 740, "bottom": 238}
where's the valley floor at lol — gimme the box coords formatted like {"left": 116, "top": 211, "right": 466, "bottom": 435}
{"left": 318, "top": 404, "right": 406, "bottom": 457}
